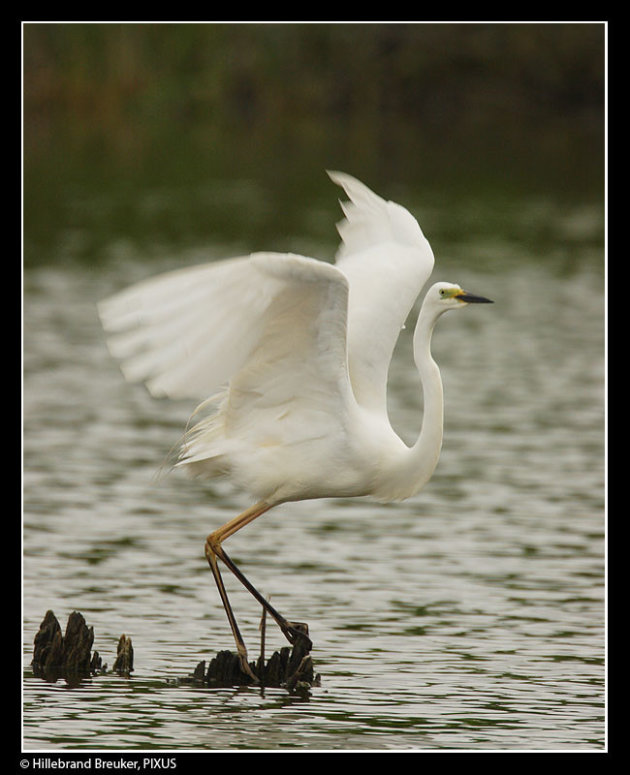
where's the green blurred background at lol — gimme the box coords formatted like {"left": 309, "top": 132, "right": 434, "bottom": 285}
{"left": 23, "top": 22, "right": 605, "bottom": 267}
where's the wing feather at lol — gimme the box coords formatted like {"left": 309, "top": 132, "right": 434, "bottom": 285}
{"left": 99, "top": 257, "right": 275, "bottom": 399}
{"left": 99, "top": 172, "right": 434, "bottom": 428}
{"left": 327, "top": 171, "right": 435, "bottom": 412}
{"left": 177, "top": 253, "right": 354, "bottom": 483}
{"left": 99, "top": 250, "right": 353, "bottom": 441}
{"left": 327, "top": 170, "right": 428, "bottom": 258}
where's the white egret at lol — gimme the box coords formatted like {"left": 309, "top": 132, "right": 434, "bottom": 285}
{"left": 98, "top": 171, "right": 492, "bottom": 680}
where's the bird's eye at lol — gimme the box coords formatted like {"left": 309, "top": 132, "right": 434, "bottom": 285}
{"left": 439, "top": 288, "right": 446, "bottom": 297}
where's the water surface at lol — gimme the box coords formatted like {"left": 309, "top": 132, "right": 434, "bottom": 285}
{"left": 23, "top": 182, "right": 605, "bottom": 751}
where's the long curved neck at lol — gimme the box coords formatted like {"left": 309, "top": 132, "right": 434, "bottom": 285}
{"left": 407, "top": 302, "right": 444, "bottom": 493}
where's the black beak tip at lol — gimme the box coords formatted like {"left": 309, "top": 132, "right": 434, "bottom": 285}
{"left": 457, "top": 292, "right": 494, "bottom": 304}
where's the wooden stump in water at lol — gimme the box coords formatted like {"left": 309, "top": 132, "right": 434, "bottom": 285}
{"left": 181, "top": 611, "right": 320, "bottom": 692}
{"left": 31, "top": 610, "right": 320, "bottom": 693}
{"left": 188, "top": 633, "right": 318, "bottom": 692}
{"left": 31, "top": 611, "right": 131, "bottom": 684}
{"left": 32, "top": 610, "right": 98, "bottom": 683}
{"left": 112, "top": 633, "right": 134, "bottom": 677}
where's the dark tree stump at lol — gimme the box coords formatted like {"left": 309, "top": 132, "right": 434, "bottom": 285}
{"left": 31, "top": 609, "right": 64, "bottom": 679}
{"left": 182, "top": 629, "right": 318, "bottom": 693}
{"left": 62, "top": 610, "right": 95, "bottom": 676}
{"left": 112, "top": 633, "right": 134, "bottom": 677}
{"left": 177, "top": 608, "right": 320, "bottom": 692}
{"left": 31, "top": 611, "right": 130, "bottom": 684}
{"left": 32, "top": 610, "right": 98, "bottom": 684}
{"left": 31, "top": 610, "right": 320, "bottom": 693}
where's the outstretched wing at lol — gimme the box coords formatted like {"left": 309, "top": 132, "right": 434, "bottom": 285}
{"left": 328, "top": 171, "right": 435, "bottom": 413}
{"left": 176, "top": 253, "right": 356, "bottom": 485}
{"left": 99, "top": 171, "right": 434, "bottom": 418}
{"left": 99, "top": 256, "right": 278, "bottom": 400}
{"left": 99, "top": 251, "right": 352, "bottom": 412}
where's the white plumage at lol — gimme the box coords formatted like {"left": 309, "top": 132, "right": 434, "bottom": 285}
{"left": 99, "top": 171, "right": 492, "bottom": 678}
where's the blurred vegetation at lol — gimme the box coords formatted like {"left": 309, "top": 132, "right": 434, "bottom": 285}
{"left": 24, "top": 23, "right": 604, "bottom": 134}
{"left": 23, "top": 23, "right": 605, "bottom": 266}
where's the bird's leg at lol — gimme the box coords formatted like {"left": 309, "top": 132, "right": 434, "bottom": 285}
{"left": 205, "top": 548, "right": 258, "bottom": 682}
{"left": 205, "top": 501, "right": 312, "bottom": 678}
{"left": 216, "top": 544, "right": 311, "bottom": 647}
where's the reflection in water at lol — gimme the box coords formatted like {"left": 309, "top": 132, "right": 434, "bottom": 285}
{"left": 23, "top": 188, "right": 604, "bottom": 750}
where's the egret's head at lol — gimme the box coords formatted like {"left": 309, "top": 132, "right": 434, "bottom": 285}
{"left": 430, "top": 282, "right": 493, "bottom": 311}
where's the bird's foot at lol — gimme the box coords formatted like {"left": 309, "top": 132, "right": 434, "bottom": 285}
{"left": 236, "top": 646, "right": 259, "bottom": 684}
{"left": 282, "top": 620, "right": 312, "bottom": 651}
